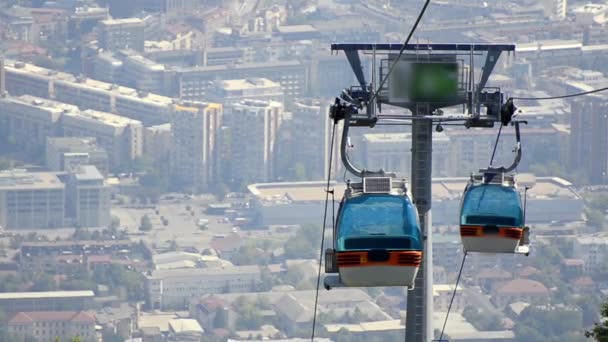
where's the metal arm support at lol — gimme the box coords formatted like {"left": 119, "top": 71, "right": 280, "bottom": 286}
{"left": 483, "top": 120, "right": 527, "bottom": 174}
{"left": 339, "top": 109, "right": 392, "bottom": 178}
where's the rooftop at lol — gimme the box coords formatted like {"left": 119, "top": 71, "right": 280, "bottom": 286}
{"left": 9, "top": 311, "right": 95, "bottom": 324}
{"left": 217, "top": 78, "right": 281, "bottom": 91}
{"left": 495, "top": 279, "right": 549, "bottom": 295}
{"left": 47, "top": 137, "right": 98, "bottom": 149}
{"left": 4, "top": 60, "right": 173, "bottom": 106}
{"left": 5, "top": 95, "right": 78, "bottom": 116}
{"left": 0, "top": 290, "right": 94, "bottom": 300}
{"left": 149, "top": 265, "right": 260, "bottom": 279}
{"left": 0, "top": 171, "right": 64, "bottom": 191}
{"left": 249, "top": 176, "right": 581, "bottom": 204}
{"left": 168, "top": 318, "right": 204, "bottom": 334}
{"left": 100, "top": 18, "right": 143, "bottom": 26}
{"left": 63, "top": 109, "right": 142, "bottom": 128}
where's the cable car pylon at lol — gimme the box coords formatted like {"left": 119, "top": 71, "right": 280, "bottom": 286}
{"left": 314, "top": 42, "right": 516, "bottom": 342}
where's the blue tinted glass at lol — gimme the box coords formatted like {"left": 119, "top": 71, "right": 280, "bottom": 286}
{"left": 336, "top": 194, "right": 421, "bottom": 251}
{"left": 460, "top": 184, "right": 523, "bottom": 227}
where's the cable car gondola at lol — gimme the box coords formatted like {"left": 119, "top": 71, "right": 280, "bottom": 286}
{"left": 459, "top": 121, "right": 530, "bottom": 255}
{"left": 324, "top": 176, "right": 423, "bottom": 289}
{"left": 459, "top": 172, "right": 529, "bottom": 254}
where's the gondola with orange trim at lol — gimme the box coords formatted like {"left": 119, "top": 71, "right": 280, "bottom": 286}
{"left": 459, "top": 121, "right": 530, "bottom": 255}
{"left": 324, "top": 176, "right": 422, "bottom": 289}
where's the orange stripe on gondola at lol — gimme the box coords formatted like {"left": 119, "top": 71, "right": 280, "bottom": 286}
{"left": 336, "top": 251, "right": 422, "bottom": 267}
{"left": 460, "top": 225, "right": 523, "bottom": 239}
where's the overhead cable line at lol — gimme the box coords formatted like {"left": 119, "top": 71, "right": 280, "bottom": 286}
{"left": 489, "top": 124, "right": 503, "bottom": 166}
{"left": 512, "top": 85, "right": 608, "bottom": 101}
{"left": 311, "top": 121, "right": 338, "bottom": 342}
{"left": 438, "top": 252, "right": 467, "bottom": 341}
{"left": 367, "top": 0, "right": 431, "bottom": 107}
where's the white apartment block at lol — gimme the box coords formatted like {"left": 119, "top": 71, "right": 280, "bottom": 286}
{"left": 291, "top": 99, "right": 338, "bottom": 180}
{"left": 0, "top": 95, "right": 69, "bottom": 155}
{"left": 573, "top": 235, "right": 608, "bottom": 271}
{"left": 145, "top": 266, "right": 262, "bottom": 310}
{"left": 0, "top": 171, "right": 65, "bottom": 229}
{"left": 65, "top": 165, "right": 111, "bottom": 228}
{"left": 361, "top": 132, "right": 451, "bottom": 178}
{"left": 229, "top": 100, "right": 284, "bottom": 184}
{"left": 61, "top": 108, "right": 143, "bottom": 171}
{"left": 170, "top": 103, "right": 222, "bottom": 192}
{"left": 3, "top": 59, "right": 172, "bottom": 125}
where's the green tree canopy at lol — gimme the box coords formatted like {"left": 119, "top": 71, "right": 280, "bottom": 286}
{"left": 586, "top": 298, "right": 608, "bottom": 341}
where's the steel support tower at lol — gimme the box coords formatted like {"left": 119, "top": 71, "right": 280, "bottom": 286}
{"left": 407, "top": 111, "right": 434, "bottom": 341}
{"left": 327, "top": 43, "right": 515, "bottom": 342}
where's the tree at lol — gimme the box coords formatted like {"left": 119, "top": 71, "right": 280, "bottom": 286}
{"left": 215, "top": 183, "right": 229, "bottom": 202}
{"left": 139, "top": 215, "right": 153, "bottom": 231}
{"left": 586, "top": 298, "right": 608, "bottom": 341}
{"left": 109, "top": 216, "right": 121, "bottom": 230}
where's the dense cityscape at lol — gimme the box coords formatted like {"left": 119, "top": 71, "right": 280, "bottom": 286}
{"left": 0, "top": 0, "right": 607, "bottom": 341}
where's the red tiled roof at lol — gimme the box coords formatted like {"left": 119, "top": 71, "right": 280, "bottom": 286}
{"left": 8, "top": 311, "right": 95, "bottom": 324}
{"left": 478, "top": 268, "right": 512, "bottom": 279}
{"left": 518, "top": 266, "right": 540, "bottom": 277}
{"left": 495, "top": 279, "right": 549, "bottom": 295}
{"left": 571, "top": 276, "right": 594, "bottom": 287}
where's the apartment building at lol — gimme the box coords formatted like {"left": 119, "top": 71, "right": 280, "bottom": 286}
{"left": 61, "top": 109, "right": 143, "bottom": 171}
{"left": 0, "top": 171, "right": 65, "bottom": 229}
{"left": 0, "top": 95, "right": 68, "bottom": 155}
{"left": 229, "top": 100, "right": 284, "bottom": 184}
{"left": 361, "top": 132, "right": 451, "bottom": 178}
{"left": 290, "top": 99, "right": 336, "bottom": 180}
{"left": 207, "top": 78, "right": 285, "bottom": 105}
{"left": 64, "top": 165, "right": 111, "bottom": 228}
{"left": 573, "top": 235, "right": 608, "bottom": 271}
{"left": 98, "top": 18, "right": 145, "bottom": 52}
{"left": 0, "top": 291, "right": 95, "bottom": 314}
{"left": 143, "top": 123, "right": 171, "bottom": 166}
{"left": 46, "top": 137, "right": 110, "bottom": 176}
{"left": 8, "top": 311, "right": 96, "bottom": 342}
{"left": 3, "top": 60, "right": 173, "bottom": 125}
{"left": 170, "top": 102, "right": 222, "bottom": 192}
{"left": 175, "top": 61, "right": 309, "bottom": 103}
{"left": 145, "top": 266, "right": 262, "bottom": 310}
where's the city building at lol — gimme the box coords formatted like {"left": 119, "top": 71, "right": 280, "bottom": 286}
{"left": 145, "top": 266, "right": 262, "bottom": 310}
{"left": 570, "top": 95, "right": 608, "bottom": 184}
{"left": 63, "top": 165, "right": 111, "bottom": 228}
{"left": 361, "top": 132, "right": 451, "bottom": 178}
{"left": 0, "top": 171, "right": 65, "bottom": 229}
{"left": 167, "top": 318, "right": 204, "bottom": 342}
{"left": 143, "top": 0, "right": 201, "bottom": 13}
{"left": 229, "top": 100, "right": 284, "bottom": 184}
{"left": 118, "top": 50, "right": 172, "bottom": 95}
{"left": 289, "top": 99, "right": 337, "bottom": 181}
{"left": 492, "top": 279, "right": 550, "bottom": 309}
{"left": 207, "top": 78, "right": 285, "bottom": 106}
{"left": 46, "top": 137, "right": 110, "bottom": 176}
{"left": 91, "top": 52, "right": 123, "bottom": 84}
{"left": 143, "top": 123, "right": 171, "bottom": 166}
{"left": 7, "top": 311, "right": 97, "bottom": 342}
{"left": 170, "top": 102, "right": 222, "bottom": 192}
{"left": 61, "top": 108, "right": 143, "bottom": 171}
{"left": 0, "top": 291, "right": 95, "bottom": 314}
{"left": 542, "top": 0, "right": 567, "bottom": 20}
{"left": 175, "top": 61, "right": 309, "bottom": 103}
{"left": 573, "top": 234, "right": 608, "bottom": 272}
{"left": 0, "top": 95, "right": 68, "bottom": 155}
{"left": 3, "top": 59, "right": 173, "bottom": 126}
{"left": 248, "top": 176, "right": 583, "bottom": 226}
{"left": 19, "top": 240, "right": 136, "bottom": 274}
{"left": 98, "top": 18, "right": 145, "bottom": 52}
{"left": 68, "top": 6, "right": 110, "bottom": 40}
